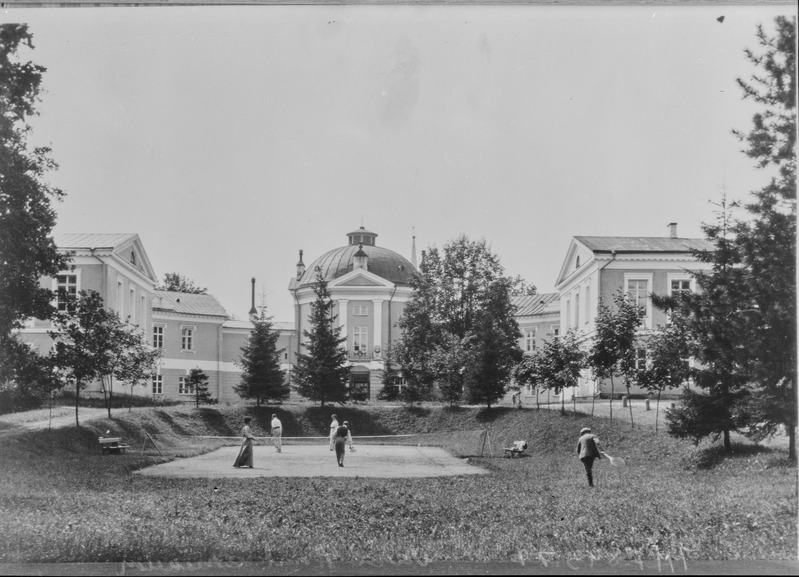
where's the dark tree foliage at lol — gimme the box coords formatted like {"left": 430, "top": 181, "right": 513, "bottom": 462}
{"left": 731, "top": 15, "right": 797, "bottom": 459}
{"left": 513, "top": 352, "right": 541, "bottom": 410}
{"left": 636, "top": 321, "right": 693, "bottom": 432}
{"left": 291, "top": 271, "right": 350, "bottom": 407}
{"left": 0, "top": 336, "right": 58, "bottom": 413}
{"left": 465, "top": 278, "right": 523, "bottom": 408}
{"left": 188, "top": 368, "right": 213, "bottom": 407}
{"left": 395, "top": 236, "right": 524, "bottom": 406}
{"left": 377, "top": 345, "right": 400, "bottom": 401}
{"left": 0, "top": 25, "right": 69, "bottom": 402}
{"left": 156, "top": 273, "right": 207, "bottom": 294}
{"left": 235, "top": 307, "right": 289, "bottom": 406}
{"left": 653, "top": 200, "right": 754, "bottom": 452}
{"left": 586, "top": 290, "right": 644, "bottom": 425}
{"left": 533, "top": 329, "right": 585, "bottom": 415}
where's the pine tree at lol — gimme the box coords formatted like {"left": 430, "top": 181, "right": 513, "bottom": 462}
{"left": 730, "top": 16, "right": 797, "bottom": 459}
{"left": 235, "top": 307, "right": 288, "bottom": 406}
{"left": 188, "top": 368, "right": 213, "bottom": 407}
{"left": 654, "top": 198, "right": 753, "bottom": 451}
{"left": 291, "top": 271, "right": 350, "bottom": 407}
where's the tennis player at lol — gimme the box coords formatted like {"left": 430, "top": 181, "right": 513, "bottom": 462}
{"left": 329, "top": 414, "right": 339, "bottom": 451}
{"left": 270, "top": 414, "right": 282, "bottom": 453}
{"left": 333, "top": 421, "right": 354, "bottom": 467}
{"left": 576, "top": 427, "right": 603, "bottom": 487}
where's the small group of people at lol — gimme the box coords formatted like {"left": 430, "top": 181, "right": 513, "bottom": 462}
{"left": 232, "top": 414, "right": 283, "bottom": 468}
{"left": 232, "top": 413, "right": 354, "bottom": 468}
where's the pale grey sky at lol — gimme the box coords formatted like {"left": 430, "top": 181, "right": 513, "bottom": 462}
{"left": 3, "top": 4, "right": 796, "bottom": 322}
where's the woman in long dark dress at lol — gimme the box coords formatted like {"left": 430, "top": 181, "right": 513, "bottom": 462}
{"left": 233, "top": 417, "right": 255, "bottom": 468}
{"left": 333, "top": 421, "right": 354, "bottom": 467}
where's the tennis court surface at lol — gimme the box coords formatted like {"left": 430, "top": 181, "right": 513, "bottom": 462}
{"left": 135, "top": 444, "right": 489, "bottom": 479}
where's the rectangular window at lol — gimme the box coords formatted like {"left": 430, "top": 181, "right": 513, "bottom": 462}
{"left": 575, "top": 293, "right": 581, "bottom": 327}
{"left": 584, "top": 285, "right": 591, "bottom": 325}
{"left": 552, "top": 326, "right": 560, "bottom": 338}
{"left": 634, "top": 348, "right": 647, "bottom": 371}
{"left": 353, "top": 305, "right": 369, "bottom": 316}
{"left": 525, "top": 328, "right": 537, "bottom": 352}
{"left": 565, "top": 298, "right": 571, "bottom": 329}
{"left": 181, "top": 327, "right": 194, "bottom": 351}
{"left": 117, "top": 281, "right": 124, "bottom": 319}
{"left": 178, "top": 376, "right": 194, "bottom": 395}
{"left": 152, "top": 375, "right": 163, "bottom": 395}
{"left": 670, "top": 279, "right": 692, "bottom": 299}
{"left": 153, "top": 326, "right": 164, "bottom": 349}
{"left": 129, "top": 288, "right": 135, "bottom": 323}
{"left": 625, "top": 274, "right": 653, "bottom": 328}
{"left": 141, "top": 295, "right": 146, "bottom": 329}
{"left": 56, "top": 275, "right": 78, "bottom": 312}
{"left": 353, "top": 326, "right": 368, "bottom": 352}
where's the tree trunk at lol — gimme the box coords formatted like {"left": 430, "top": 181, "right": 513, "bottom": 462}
{"left": 561, "top": 389, "right": 565, "bottom": 415}
{"left": 74, "top": 380, "right": 81, "bottom": 427}
{"left": 103, "top": 376, "right": 112, "bottom": 420}
{"left": 656, "top": 389, "right": 662, "bottom": 433}
{"left": 609, "top": 376, "right": 614, "bottom": 423}
{"left": 591, "top": 383, "right": 596, "bottom": 420}
{"left": 536, "top": 386, "right": 539, "bottom": 410}
{"left": 789, "top": 424, "right": 796, "bottom": 462}
{"left": 723, "top": 428, "right": 731, "bottom": 452}
{"left": 626, "top": 383, "right": 634, "bottom": 430}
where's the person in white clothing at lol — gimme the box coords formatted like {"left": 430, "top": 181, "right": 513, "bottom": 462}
{"left": 329, "top": 414, "right": 339, "bottom": 451}
{"left": 270, "top": 414, "right": 282, "bottom": 453}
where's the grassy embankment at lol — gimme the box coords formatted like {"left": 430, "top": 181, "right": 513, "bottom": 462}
{"left": 0, "top": 403, "right": 795, "bottom": 564}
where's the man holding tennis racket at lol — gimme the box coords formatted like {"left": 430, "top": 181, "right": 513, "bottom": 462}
{"left": 576, "top": 427, "right": 603, "bottom": 488}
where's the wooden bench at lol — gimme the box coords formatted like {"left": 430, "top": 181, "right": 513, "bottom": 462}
{"left": 99, "top": 437, "right": 130, "bottom": 455}
{"left": 503, "top": 440, "right": 528, "bottom": 458}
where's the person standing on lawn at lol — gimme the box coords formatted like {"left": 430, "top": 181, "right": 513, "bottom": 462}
{"left": 576, "top": 427, "right": 602, "bottom": 487}
{"left": 270, "top": 414, "right": 282, "bottom": 453}
{"left": 233, "top": 417, "right": 256, "bottom": 468}
{"left": 333, "top": 420, "right": 354, "bottom": 467}
{"left": 329, "top": 414, "right": 339, "bottom": 451}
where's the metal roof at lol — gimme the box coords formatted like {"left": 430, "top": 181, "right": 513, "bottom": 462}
{"left": 574, "top": 236, "right": 714, "bottom": 253}
{"left": 54, "top": 233, "right": 139, "bottom": 249}
{"left": 512, "top": 292, "right": 560, "bottom": 317}
{"left": 298, "top": 244, "right": 418, "bottom": 287}
{"left": 152, "top": 291, "right": 229, "bottom": 318}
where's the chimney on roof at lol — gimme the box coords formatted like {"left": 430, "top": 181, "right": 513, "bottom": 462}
{"left": 249, "top": 277, "right": 257, "bottom": 317}
{"left": 668, "top": 222, "right": 678, "bottom": 239}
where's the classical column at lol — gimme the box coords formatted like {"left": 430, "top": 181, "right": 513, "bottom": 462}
{"left": 372, "top": 299, "right": 383, "bottom": 358}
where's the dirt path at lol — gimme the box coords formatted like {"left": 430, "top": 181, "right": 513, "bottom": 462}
{"left": 0, "top": 406, "right": 122, "bottom": 432}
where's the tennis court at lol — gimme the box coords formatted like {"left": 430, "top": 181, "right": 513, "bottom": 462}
{"left": 135, "top": 434, "right": 490, "bottom": 479}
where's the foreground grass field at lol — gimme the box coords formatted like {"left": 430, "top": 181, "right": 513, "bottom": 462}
{"left": 0, "top": 403, "right": 795, "bottom": 565}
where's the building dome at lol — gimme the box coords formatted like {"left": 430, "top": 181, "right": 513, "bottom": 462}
{"left": 297, "top": 227, "right": 418, "bottom": 287}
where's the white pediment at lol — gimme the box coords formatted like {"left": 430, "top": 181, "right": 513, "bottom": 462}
{"left": 112, "top": 235, "right": 158, "bottom": 284}
{"left": 329, "top": 268, "right": 395, "bottom": 289}
{"left": 555, "top": 239, "right": 595, "bottom": 288}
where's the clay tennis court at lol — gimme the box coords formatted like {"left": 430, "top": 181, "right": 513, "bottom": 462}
{"left": 135, "top": 442, "right": 489, "bottom": 479}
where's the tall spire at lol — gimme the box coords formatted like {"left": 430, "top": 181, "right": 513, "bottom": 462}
{"left": 410, "top": 227, "right": 417, "bottom": 270}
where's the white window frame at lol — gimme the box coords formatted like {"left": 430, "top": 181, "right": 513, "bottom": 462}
{"left": 524, "top": 328, "right": 536, "bottom": 352}
{"left": 129, "top": 287, "right": 136, "bottom": 324}
{"left": 153, "top": 325, "right": 165, "bottom": 349}
{"left": 353, "top": 326, "right": 368, "bottom": 352}
{"left": 54, "top": 272, "right": 80, "bottom": 312}
{"left": 178, "top": 375, "right": 194, "bottom": 395}
{"left": 574, "top": 291, "right": 581, "bottom": 328}
{"left": 152, "top": 374, "right": 163, "bottom": 395}
{"left": 584, "top": 283, "right": 591, "bottom": 326}
{"left": 624, "top": 273, "right": 653, "bottom": 329}
{"left": 181, "top": 325, "right": 195, "bottom": 352}
{"left": 353, "top": 305, "right": 369, "bottom": 316}
{"left": 117, "top": 280, "right": 124, "bottom": 320}
{"left": 667, "top": 274, "right": 694, "bottom": 298}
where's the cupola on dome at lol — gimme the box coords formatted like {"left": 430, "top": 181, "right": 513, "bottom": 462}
{"left": 297, "top": 227, "right": 417, "bottom": 287}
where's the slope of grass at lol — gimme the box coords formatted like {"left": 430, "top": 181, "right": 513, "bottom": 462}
{"left": 0, "top": 404, "right": 795, "bottom": 564}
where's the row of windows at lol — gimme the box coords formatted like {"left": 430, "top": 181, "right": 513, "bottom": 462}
{"left": 56, "top": 274, "right": 147, "bottom": 328}
{"left": 151, "top": 375, "right": 197, "bottom": 395}
{"left": 152, "top": 325, "right": 195, "bottom": 351}
{"left": 522, "top": 326, "right": 560, "bottom": 352}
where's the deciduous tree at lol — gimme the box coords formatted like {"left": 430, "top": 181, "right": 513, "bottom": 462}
{"left": 0, "top": 25, "right": 69, "bottom": 404}
{"left": 156, "top": 273, "right": 207, "bottom": 294}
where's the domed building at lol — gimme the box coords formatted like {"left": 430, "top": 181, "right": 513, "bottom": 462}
{"left": 288, "top": 226, "right": 418, "bottom": 400}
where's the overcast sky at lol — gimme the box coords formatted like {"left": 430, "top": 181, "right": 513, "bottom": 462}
{"left": 4, "top": 4, "right": 796, "bottom": 322}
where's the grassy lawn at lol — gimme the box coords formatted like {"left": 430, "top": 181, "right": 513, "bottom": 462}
{"left": 0, "top": 404, "right": 795, "bottom": 564}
